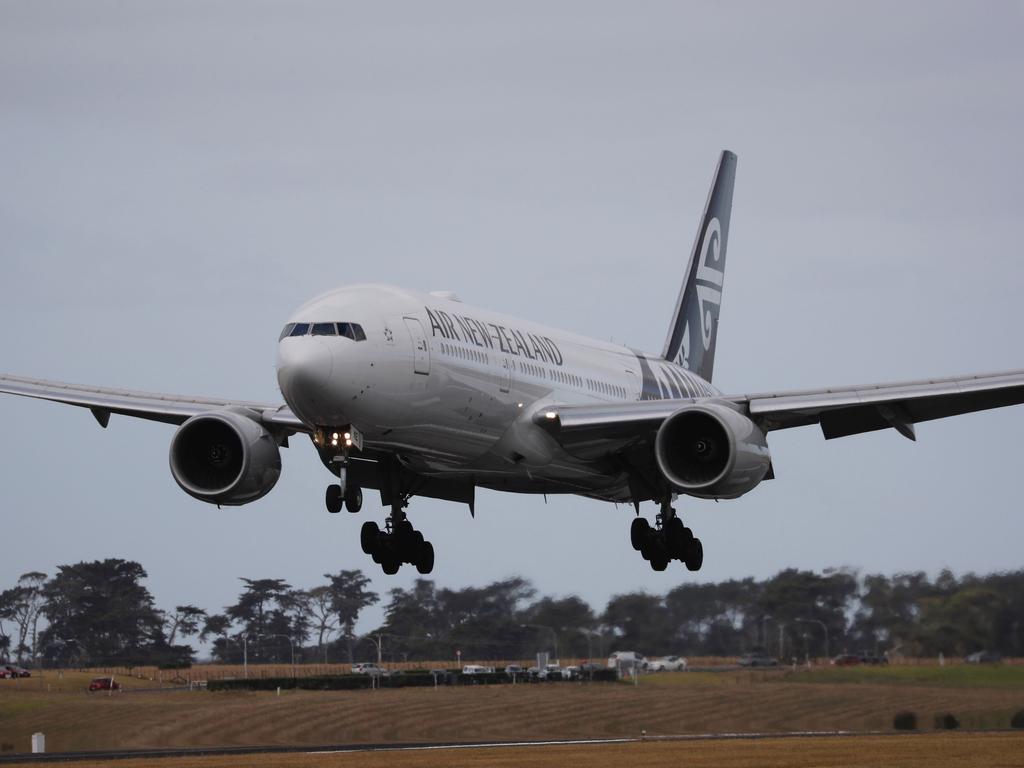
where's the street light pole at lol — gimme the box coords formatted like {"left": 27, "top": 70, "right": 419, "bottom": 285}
{"left": 258, "top": 634, "right": 296, "bottom": 676}
{"left": 795, "top": 618, "right": 829, "bottom": 660}
{"left": 521, "top": 624, "right": 559, "bottom": 660}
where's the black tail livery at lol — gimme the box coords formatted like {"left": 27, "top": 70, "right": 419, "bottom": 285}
{"left": 661, "top": 150, "right": 737, "bottom": 382}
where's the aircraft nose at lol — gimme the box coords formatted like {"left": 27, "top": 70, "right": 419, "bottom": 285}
{"left": 277, "top": 337, "right": 334, "bottom": 405}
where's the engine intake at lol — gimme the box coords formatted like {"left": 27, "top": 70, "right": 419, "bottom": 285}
{"left": 169, "top": 408, "right": 281, "bottom": 506}
{"left": 654, "top": 402, "right": 770, "bottom": 499}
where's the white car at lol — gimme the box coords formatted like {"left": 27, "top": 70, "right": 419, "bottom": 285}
{"left": 607, "top": 651, "right": 646, "bottom": 670}
{"left": 351, "top": 663, "right": 385, "bottom": 675}
{"left": 462, "top": 665, "right": 495, "bottom": 674}
{"left": 647, "top": 655, "right": 687, "bottom": 672}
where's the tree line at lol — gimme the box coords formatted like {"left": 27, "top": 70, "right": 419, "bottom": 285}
{"left": 2, "top": 560, "right": 1022, "bottom": 667}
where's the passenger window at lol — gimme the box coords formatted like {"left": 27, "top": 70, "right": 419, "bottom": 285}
{"left": 279, "top": 323, "right": 296, "bottom": 341}
{"left": 289, "top": 323, "right": 310, "bottom": 337}
{"left": 311, "top": 322, "right": 337, "bottom": 336}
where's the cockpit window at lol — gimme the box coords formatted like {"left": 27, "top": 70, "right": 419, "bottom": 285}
{"left": 279, "top": 323, "right": 296, "bottom": 341}
{"left": 337, "top": 323, "right": 367, "bottom": 341}
{"left": 289, "top": 323, "right": 310, "bottom": 337}
{"left": 311, "top": 322, "right": 337, "bottom": 336}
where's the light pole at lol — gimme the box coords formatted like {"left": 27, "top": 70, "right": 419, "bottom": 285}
{"left": 355, "top": 633, "right": 383, "bottom": 666}
{"left": 795, "top": 618, "right": 829, "bottom": 660}
{"left": 259, "top": 634, "right": 296, "bottom": 676}
{"left": 521, "top": 624, "right": 559, "bottom": 660}
{"left": 578, "top": 628, "right": 602, "bottom": 661}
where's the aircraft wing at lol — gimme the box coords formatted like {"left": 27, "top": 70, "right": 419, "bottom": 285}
{"left": 0, "top": 373, "right": 307, "bottom": 434}
{"left": 534, "top": 369, "right": 1024, "bottom": 457}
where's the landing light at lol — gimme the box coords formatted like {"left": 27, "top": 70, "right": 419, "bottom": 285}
{"left": 343, "top": 432, "right": 351, "bottom": 440}
{"left": 545, "top": 411, "right": 557, "bottom": 420}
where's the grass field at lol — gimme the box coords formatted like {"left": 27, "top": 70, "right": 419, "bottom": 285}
{"left": 3, "top": 734, "right": 1024, "bottom": 768}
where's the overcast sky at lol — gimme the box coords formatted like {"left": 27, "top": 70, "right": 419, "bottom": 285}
{"left": 1, "top": 1, "right": 1023, "bottom": 644}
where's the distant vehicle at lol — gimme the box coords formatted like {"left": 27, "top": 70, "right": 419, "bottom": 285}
{"left": 965, "top": 650, "right": 1003, "bottom": 664}
{"left": 858, "top": 652, "right": 888, "bottom": 665}
{"left": 2, "top": 665, "right": 30, "bottom": 678}
{"left": 607, "top": 651, "right": 646, "bottom": 670}
{"left": 831, "top": 654, "right": 861, "bottom": 667}
{"left": 462, "top": 665, "right": 495, "bottom": 675}
{"left": 648, "top": 655, "right": 687, "bottom": 672}
{"left": 504, "top": 664, "right": 524, "bottom": 676}
{"left": 539, "top": 664, "right": 562, "bottom": 680}
{"left": 88, "top": 677, "right": 120, "bottom": 692}
{"left": 578, "top": 662, "right": 602, "bottom": 673}
{"left": 351, "top": 663, "right": 385, "bottom": 675}
{"left": 562, "top": 665, "right": 581, "bottom": 680}
{"left": 738, "top": 653, "right": 778, "bottom": 668}
{"left": 0, "top": 668, "right": 12, "bottom": 680}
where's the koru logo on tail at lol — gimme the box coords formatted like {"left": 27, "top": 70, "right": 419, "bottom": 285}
{"left": 676, "top": 216, "right": 724, "bottom": 368}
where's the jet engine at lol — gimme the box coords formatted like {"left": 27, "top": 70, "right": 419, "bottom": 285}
{"left": 654, "top": 402, "right": 770, "bottom": 499}
{"left": 169, "top": 408, "right": 281, "bottom": 506}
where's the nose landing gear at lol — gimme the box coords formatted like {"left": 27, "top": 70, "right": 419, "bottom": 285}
{"left": 360, "top": 501, "right": 435, "bottom": 575}
{"left": 630, "top": 500, "right": 703, "bottom": 572}
{"left": 324, "top": 450, "right": 363, "bottom": 513}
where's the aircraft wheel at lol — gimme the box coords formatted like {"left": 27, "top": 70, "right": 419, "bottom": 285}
{"left": 416, "top": 541, "right": 435, "bottom": 575}
{"left": 381, "top": 557, "right": 400, "bottom": 575}
{"left": 630, "top": 518, "right": 651, "bottom": 551}
{"left": 325, "top": 485, "right": 343, "bottom": 514}
{"left": 650, "top": 556, "right": 669, "bottom": 572}
{"left": 360, "top": 521, "right": 380, "bottom": 555}
{"left": 344, "top": 485, "right": 363, "bottom": 513}
{"left": 685, "top": 538, "right": 704, "bottom": 572}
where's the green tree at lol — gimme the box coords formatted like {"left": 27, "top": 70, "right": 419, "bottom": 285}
{"left": 324, "top": 570, "right": 378, "bottom": 664}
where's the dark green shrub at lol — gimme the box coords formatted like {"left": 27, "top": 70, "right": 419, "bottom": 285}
{"left": 933, "top": 713, "right": 959, "bottom": 730}
{"left": 893, "top": 711, "right": 917, "bottom": 730}
{"left": 1011, "top": 709, "right": 1024, "bottom": 729}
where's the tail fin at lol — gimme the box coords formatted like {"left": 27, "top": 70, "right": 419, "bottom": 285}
{"left": 661, "top": 150, "right": 737, "bottom": 382}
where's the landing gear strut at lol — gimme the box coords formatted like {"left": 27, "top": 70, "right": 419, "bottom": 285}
{"left": 324, "top": 453, "right": 363, "bottom": 514}
{"left": 630, "top": 499, "right": 703, "bottom": 572}
{"left": 360, "top": 500, "right": 435, "bottom": 575}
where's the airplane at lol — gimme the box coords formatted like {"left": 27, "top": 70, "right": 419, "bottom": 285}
{"left": 3, "top": 150, "right": 1023, "bottom": 576}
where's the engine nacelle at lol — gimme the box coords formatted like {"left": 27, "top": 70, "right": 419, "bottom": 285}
{"left": 169, "top": 408, "right": 281, "bottom": 506}
{"left": 654, "top": 402, "right": 770, "bottom": 499}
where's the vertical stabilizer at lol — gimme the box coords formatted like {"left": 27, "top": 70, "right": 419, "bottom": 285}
{"left": 661, "top": 150, "right": 737, "bottom": 382}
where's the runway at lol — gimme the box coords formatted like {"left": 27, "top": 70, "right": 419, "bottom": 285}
{"left": 0, "top": 729, "right": 900, "bottom": 764}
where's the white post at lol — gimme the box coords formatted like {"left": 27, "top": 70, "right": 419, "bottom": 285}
{"left": 31, "top": 733, "right": 45, "bottom": 754}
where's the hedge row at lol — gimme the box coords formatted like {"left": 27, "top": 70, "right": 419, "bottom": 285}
{"left": 207, "top": 669, "right": 617, "bottom": 692}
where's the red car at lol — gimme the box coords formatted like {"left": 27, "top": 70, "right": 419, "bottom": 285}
{"left": 3, "top": 665, "right": 31, "bottom": 678}
{"left": 831, "top": 654, "right": 861, "bottom": 667}
{"left": 88, "top": 677, "right": 121, "bottom": 692}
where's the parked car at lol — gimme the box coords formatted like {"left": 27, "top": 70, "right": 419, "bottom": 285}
{"left": 539, "top": 664, "right": 562, "bottom": 680}
{"left": 648, "top": 655, "right": 687, "bottom": 672}
{"left": 88, "top": 677, "right": 121, "bottom": 692}
{"left": 462, "top": 665, "right": 495, "bottom": 675}
{"left": 2, "top": 665, "right": 31, "bottom": 678}
{"left": 504, "top": 664, "right": 524, "bottom": 677}
{"left": 858, "top": 653, "right": 888, "bottom": 665}
{"left": 607, "top": 651, "right": 646, "bottom": 671}
{"left": 965, "top": 650, "right": 1003, "bottom": 664}
{"left": 738, "top": 653, "right": 778, "bottom": 668}
{"left": 351, "top": 663, "right": 385, "bottom": 675}
{"left": 831, "top": 654, "right": 861, "bottom": 667}
{"left": 0, "top": 668, "right": 13, "bottom": 680}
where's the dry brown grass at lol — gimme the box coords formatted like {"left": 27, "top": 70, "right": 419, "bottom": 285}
{"left": 3, "top": 733, "right": 1024, "bottom": 768}
{"left": 2, "top": 671, "right": 1024, "bottom": 755}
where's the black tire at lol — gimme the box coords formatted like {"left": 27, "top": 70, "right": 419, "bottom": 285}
{"left": 630, "top": 517, "right": 650, "bottom": 551}
{"left": 685, "top": 537, "right": 704, "bottom": 572}
{"left": 381, "top": 558, "right": 400, "bottom": 575}
{"left": 416, "top": 541, "right": 435, "bottom": 575}
{"left": 666, "top": 518, "right": 688, "bottom": 558}
{"left": 650, "top": 556, "right": 668, "bottom": 572}
{"left": 325, "top": 484, "right": 343, "bottom": 514}
{"left": 360, "top": 521, "right": 380, "bottom": 555}
{"left": 344, "top": 485, "right": 363, "bottom": 513}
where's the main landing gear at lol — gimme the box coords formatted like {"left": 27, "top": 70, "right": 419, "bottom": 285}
{"left": 360, "top": 501, "right": 435, "bottom": 576}
{"left": 630, "top": 500, "right": 703, "bottom": 572}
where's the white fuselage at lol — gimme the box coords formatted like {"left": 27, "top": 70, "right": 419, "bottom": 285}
{"left": 276, "top": 284, "right": 718, "bottom": 499}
